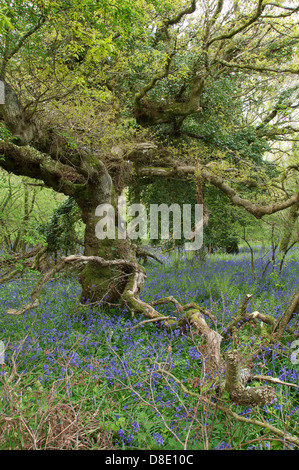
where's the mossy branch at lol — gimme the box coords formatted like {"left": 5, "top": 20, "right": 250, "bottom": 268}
{"left": 224, "top": 350, "right": 276, "bottom": 405}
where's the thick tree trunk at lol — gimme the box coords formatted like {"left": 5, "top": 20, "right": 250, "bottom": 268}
{"left": 76, "top": 172, "right": 135, "bottom": 304}
{"left": 78, "top": 212, "right": 133, "bottom": 304}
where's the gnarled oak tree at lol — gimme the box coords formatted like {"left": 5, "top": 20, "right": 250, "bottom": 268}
{"left": 0, "top": 1, "right": 298, "bottom": 395}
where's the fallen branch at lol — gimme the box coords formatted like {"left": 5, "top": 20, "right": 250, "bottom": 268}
{"left": 250, "top": 375, "right": 299, "bottom": 389}
{"left": 249, "top": 311, "right": 276, "bottom": 326}
{"left": 5, "top": 257, "right": 75, "bottom": 315}
{"left": 0, "top": 268, "right": 23, "bottom": 285}
{"left": 0, "top": 244, "right": 43, "bottom": 268}
{"left": 6, "top": 299, "right": 39, "bottom": 316}
{"left": 135, "top": 246, "right": 163, "bottom": 265}
{"left": 222, "top": 294, "right": 253, "bottom": 338}
{"left": 150, "top": 297, "right": 216, "bottom": 323}
{"left": 31, "top": 259, "right": 68, "bottom": 301}
{"left": 124, "top": 316, "right": 177, "bottom": 331}
{"left": 150, "top": 296, "right": 184, "bottom": 312}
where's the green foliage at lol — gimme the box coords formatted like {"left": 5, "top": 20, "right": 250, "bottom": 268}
{"left": 39, "top": 196, "right": 83, "bottom": 256}
{"left": 128, "top": 176, "right": 254, "bottom": 252}
{"left": 0, "top": 124, "right": 13, "bottom": 142}
{"left": 0, "top": 171, "right": 65, "bottom": 252}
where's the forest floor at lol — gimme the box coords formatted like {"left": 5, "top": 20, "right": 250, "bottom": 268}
{"left": 0, "top": 246, "right": 298, "bottom": 450}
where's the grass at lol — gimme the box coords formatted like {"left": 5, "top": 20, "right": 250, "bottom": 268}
{"left": 0, "top": 246, "right": 298, "bottom": 450}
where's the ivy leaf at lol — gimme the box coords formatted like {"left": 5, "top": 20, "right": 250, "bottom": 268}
{"left": 0, "top": 13, "right": 14, "bottom": 32}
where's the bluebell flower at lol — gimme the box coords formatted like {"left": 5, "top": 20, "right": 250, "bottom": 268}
{"left": 118, "top": 429, "right": 125, "bottom": 442}
{"left": 132, "top": 421, "right": 140, "bottom": 432}
{"left": 153, "top": 432, "right": 164, "bottom": 446}
{"left": 214, "top": 441, "right": 231, "bottom": 450}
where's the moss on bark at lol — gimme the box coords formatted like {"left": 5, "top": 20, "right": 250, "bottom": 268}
{"left": 78, "top": 236, "right": 131, "bottom": 304}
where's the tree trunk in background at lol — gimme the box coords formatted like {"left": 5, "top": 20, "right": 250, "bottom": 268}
{"left": 279, "top": 202, "right": 298, "bottom": 253}
{"left": 226, "top": 242, "right": 239, "bottom": 254}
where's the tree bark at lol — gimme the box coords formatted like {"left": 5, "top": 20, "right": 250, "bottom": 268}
{"left": 75, "top": 172, "right": 135, "bottom": 304}
{"left": 273, "top": 285, "right": 299, "bottom": 338}
{"left": 224, "top": 350, "right": 276, "bottom": 405}
{"left": 279, "top": 202, "right": 298, "bottom": 253}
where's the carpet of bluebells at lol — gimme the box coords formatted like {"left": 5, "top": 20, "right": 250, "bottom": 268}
{"left": 0, "top": 246, "right": 298, "bottom": 450}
